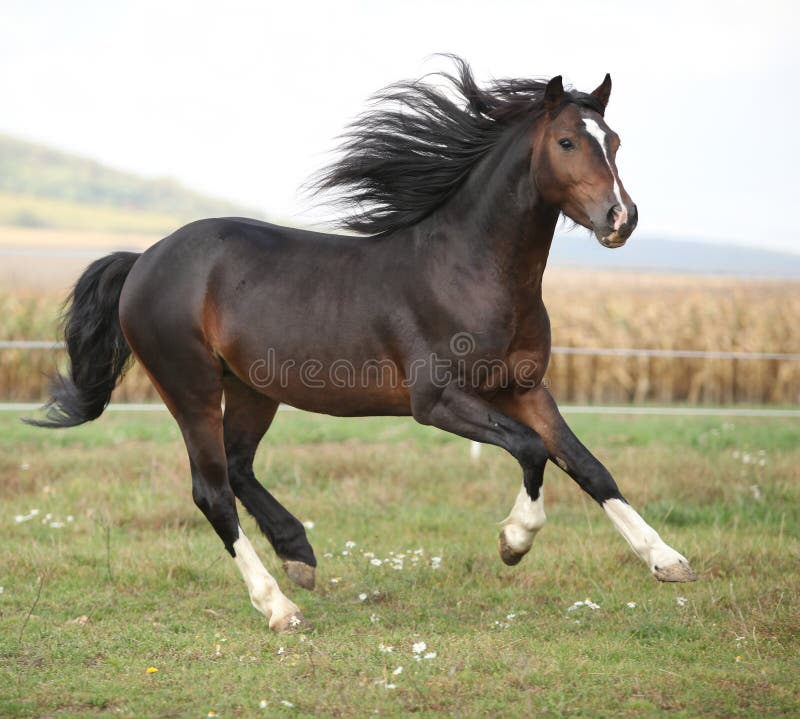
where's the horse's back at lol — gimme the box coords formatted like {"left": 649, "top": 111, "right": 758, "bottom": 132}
{"left": 118, "top": 217, "right": 414, "bottom": 415}
{"left": 121, "top": 216, "right": 372, "bottom": 313}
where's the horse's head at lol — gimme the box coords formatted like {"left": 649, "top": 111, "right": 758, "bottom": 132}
{"left": 531, "top": 75, "right": 637, "bottom": 248}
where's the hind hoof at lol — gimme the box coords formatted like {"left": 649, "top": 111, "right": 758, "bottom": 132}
{"left": 654, "top": 560, "right": 698, "bottom": 583}
{"left": 270, "top": 610, "right": 312, "bottom": 634}
{"left": 283, "top": 560, "right": 316, "bottom": 590}
{"left": 498, "top": 530, "right": 525, "bottom": 566}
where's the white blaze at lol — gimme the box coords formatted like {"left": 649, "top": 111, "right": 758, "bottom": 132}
{"left": 582, "top": 116, "right": 628, "bottom": 230}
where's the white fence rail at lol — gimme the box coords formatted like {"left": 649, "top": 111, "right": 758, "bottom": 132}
{"left": 2, "top": 339, "right": 799, "bottom": 361}
{"left": 3, "top": 402, "right": 799, "bottom": 418}
{"left": 549, "top": 347, "right": 800, "bottom": 361}
{"left": 0, "top": 340, "right": 63, "bottom": 349}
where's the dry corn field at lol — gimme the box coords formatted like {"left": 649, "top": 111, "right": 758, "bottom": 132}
{"left": 0, "top": 269, "right": 798, "bottom": 404}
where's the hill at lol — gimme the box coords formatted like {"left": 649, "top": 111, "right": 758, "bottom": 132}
{"left": 549, "top": 232, "right": 800, "bottom": 279}
{"left": 0, "top": 134, "right": 260, "bottom": 233}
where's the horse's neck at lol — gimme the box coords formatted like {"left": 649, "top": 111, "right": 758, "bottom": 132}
{"left": 500, "top": 202, "right": 559, "bottom": 298}
{"left": 420, "top": 128, "right": 558, "bottom": 297}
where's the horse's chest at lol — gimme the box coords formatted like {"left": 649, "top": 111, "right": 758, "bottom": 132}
{"left": 506, "top": 347, "right": 549, "bottom": 389}
{"left": 502, "top": 305, "right": 551, "bottom": 390}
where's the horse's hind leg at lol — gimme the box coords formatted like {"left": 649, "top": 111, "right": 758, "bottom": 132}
{"left": 128, "top": 334, "right": 308, "bottom": 632}
{"left": 223, "top": 376, "right": 317, "bottom": 590}
{"left": 177, "top": 376, "right": 308, "bottom": 631}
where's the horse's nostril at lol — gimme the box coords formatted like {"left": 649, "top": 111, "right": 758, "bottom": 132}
{"left": 607, "top": 205, "right": 621, "bottom": 225}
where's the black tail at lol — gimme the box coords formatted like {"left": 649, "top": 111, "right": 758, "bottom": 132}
{"left": 26, "top": 251, "right": 141, "bottom": 428}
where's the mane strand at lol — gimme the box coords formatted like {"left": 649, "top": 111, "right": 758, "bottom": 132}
{"left": 311, "top": 56, "right": 602, "bottom": 237}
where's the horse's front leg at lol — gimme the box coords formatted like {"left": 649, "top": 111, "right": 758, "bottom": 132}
{"left": 495, "top": 387, "right": 697, "bottom": 582}
{"left": 412, "top": 383, "right": 549, "bottom": 567}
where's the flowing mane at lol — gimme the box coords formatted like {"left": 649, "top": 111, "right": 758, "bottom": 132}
{"left": 313, "top": 56, "right": 605, "bottom": 236}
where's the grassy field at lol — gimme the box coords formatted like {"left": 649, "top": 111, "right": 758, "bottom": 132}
{"left": 1, "top": 410, "right": 798, "bottom": 717}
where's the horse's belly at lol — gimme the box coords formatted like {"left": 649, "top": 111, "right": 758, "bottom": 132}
{"left": 226, "top": 344, "right": 413, "bottom": 417}
{"left": 273, "top": 386, "right": 412, "bottom": 417}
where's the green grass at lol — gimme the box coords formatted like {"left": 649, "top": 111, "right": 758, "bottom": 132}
{"left": 1, "top": 411, "right": 798, "bottom": 717}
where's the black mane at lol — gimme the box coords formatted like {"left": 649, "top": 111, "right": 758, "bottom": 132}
{"left": 312, "top": 56, "right": 604, "bottom": 237}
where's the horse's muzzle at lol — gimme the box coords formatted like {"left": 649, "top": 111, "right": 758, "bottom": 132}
{"left": 596, "top": 204, "right": 638, "bottom": 248}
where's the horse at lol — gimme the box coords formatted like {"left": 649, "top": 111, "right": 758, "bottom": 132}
{"left": 30, "top": 57, "right": 696, "bottom": 633}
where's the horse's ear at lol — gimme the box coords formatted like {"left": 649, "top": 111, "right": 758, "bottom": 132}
{"left": 544, "top": 75, "right": 564, "bottom": 109}
{"left": 591, "top": 73, "right": 612, "bottom": 112}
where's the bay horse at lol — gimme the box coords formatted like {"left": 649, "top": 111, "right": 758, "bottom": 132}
{"left": 30, "top": 58, "right": 696, "bottom": 633}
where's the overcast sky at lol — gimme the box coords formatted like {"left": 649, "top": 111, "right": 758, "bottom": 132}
{"left": 2, "top": 0, "right": 798, "bottom": 252}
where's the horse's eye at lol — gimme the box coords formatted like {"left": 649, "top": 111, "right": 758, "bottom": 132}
{"left": 558, "top": 138, "right": 575, "bottom": 150}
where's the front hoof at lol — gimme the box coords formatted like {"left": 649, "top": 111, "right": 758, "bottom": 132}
{"left": 283, "top": 560, "right": 316, "bottom": 590}
{"left": 270, "top": 610, "right": 312, "bottom": 635}
{"left": 654, "top": 560, "right": 698, "bottom": 583}
{"left": 498, "top": 529, "right": 525, "bottom": 566}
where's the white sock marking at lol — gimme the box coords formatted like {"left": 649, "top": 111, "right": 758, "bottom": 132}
{"left": 502, "top": 484, "right": 546, "bottom": 554}
{"left": 603, "top": 499, "right": 688, "bottom": 573}
{"left": 582, "top": 116, "right": 628, "bottom": 229}
{"left": 232, "top": 526, "right": 300, "bottom": 628}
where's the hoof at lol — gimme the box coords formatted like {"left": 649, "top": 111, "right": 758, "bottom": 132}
{"left": 270, "top": 610, "right": 312, "bottom": 634}
{"left": 654, "top": 560, "right": 698, "bottom": 583}
{"left": 283, "top": 560, "right": 316, "bottom": 590}
{"left": 498, "top": 529, "right": 525, "bottom": 567}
